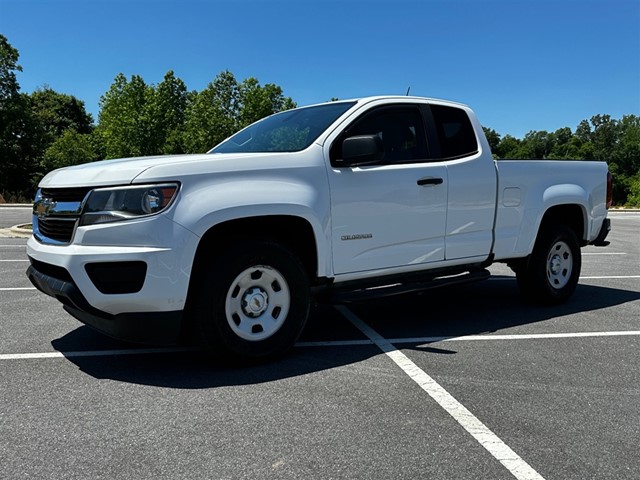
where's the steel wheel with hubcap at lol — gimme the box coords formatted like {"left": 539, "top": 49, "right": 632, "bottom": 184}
{"left": 546, "top": 239, "right": 574, "bottom": 290}
{"left": 225, "top": 265, "right": 290, "bottom": 342}
{"left": 195, "top": 240, "right": 310, "bottom": 359}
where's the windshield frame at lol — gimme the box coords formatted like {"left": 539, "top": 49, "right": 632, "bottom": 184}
{"left": 209, "top": 101, "right": 357, "bottom": 154}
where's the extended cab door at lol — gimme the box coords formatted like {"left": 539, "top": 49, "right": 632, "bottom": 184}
{"left": 425, "top": 104, "right": 497, "bottom": 260}
{"left": 326, "top": 104, "right": 448, "bottom": 275}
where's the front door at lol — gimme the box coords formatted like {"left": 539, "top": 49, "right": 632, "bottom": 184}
{"left": 326, "top": 104, "right": 448, "bottom": 275}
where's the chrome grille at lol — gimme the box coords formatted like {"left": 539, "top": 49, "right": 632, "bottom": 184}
{"left": 37, "top": 217, "right": 78, "bottom": 242}
{"left": 33, "top": 187, "right": 93, "bottom": 244}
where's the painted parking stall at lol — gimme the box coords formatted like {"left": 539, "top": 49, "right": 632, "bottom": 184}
{"left": 0, "top": 211, "right": 638, "bottom": 479}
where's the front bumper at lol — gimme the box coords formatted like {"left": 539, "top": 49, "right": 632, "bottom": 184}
{"left": 27, "top": 261, "right": 184, "bottom": 344}
{"left": 25, "top": 213, "right": 200, "bottom": 344}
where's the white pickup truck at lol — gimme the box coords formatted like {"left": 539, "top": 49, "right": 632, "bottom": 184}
{"left": 27, "top": 96, "right": 612, "bottom": 358}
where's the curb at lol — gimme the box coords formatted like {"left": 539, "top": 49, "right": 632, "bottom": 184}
{"left": 0, "top": 224, "right": 32, "bottom": 238}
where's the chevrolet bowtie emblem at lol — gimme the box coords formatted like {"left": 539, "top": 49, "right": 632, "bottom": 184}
{"left": 37, "top": 198, "right": 57, "bottom": 218}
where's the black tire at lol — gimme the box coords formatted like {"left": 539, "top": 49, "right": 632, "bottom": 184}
{"left": 516, "top": 224, "right": 581, "bottom": 305}
{"left": 194, "top": 240, "right": 310, "bottom": 360}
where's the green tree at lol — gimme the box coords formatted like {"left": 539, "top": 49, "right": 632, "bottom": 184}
{"left": 482, "top": 127, "right": 501, "bottom": 156}
{"left": 28, "top": 87, "right": 96, "bottom": 177}
{"left": 41, "top": 129, "right": 99, "bottom": 172}
{"left": 548, "top": 127, "right": 577, "bottom": 159}
{"left": 0, "top": 35, "right": 41, "bottom": 199}
{"left": 238, "top": 78, "right": 295, "bottom": 127}
{"left": 0, "top": 34, "right": 20, "bottom": 101}
{"left": 150, "top": 70, "right": 189, "bottom": 154}
{"left": 574, "top": 119, "right": 591, "bottom": 143}
{"left": 30, "top": 87, "right": 93, "bottom": 140}
{"left": 625, "top": 174, "right": 640, "bottom": 207}
{"left": 98, "top": 71, "right": 194, "bottom": 158}
{"left": 520, "top": 130, "right": 555, "bottom": 159}
{"left": 578, "top": 113, "right": 640, "bottom": 204}
{"left": 615, "top": 115, "right": 640, "bottom": 176}
{"left": 182, "top": 70, "right": 241, "bottom": 153}
{"left": 590, "top": 114, "right": 618, "bottom": 160}
{"left": 182, "top": 71, "right": 296, "bottom": 153}
{"left": 97, "top": 73, "right": 155, "bottom": 158}
{"left": 494, "top": 134, "right": 521, "bottom": 159}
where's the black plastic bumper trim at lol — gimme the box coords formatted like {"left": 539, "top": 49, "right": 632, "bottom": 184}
{"left": 26, "top": 264, "right": 183, "bottom": 345}
{"left": 85, "top": 261, "right": 147, "bottom": 294}
{"left": 63, "top": 305, "right": 183, "bottom": 345}
{"left": 591, "top": 218, "right": 611, "bottom": 246}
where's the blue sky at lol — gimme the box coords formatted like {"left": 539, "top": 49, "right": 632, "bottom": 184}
{"left": 1, "top": 0, "right": 638, "bottom": 138}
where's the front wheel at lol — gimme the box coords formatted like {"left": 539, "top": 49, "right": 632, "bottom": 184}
{"left": 194, "top": 241, "right": 310, "bottom": 360}
{"left": 516, "top": 225, "right": 582, "bottom": 305}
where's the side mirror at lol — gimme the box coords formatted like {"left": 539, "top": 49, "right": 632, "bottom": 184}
{"left": 340, "top": 135, "right": 384, "bottom": 166}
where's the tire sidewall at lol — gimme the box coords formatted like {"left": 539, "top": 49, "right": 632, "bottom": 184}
{"left": 196, "top": 241, "right": 310, "bottom": 359}
{"left": 527, "top": 225, "right": 582, "bottom": 304}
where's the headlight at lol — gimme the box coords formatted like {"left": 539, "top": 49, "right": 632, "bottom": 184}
{"left": 79, "top": 183, "right": 179, "bottom": 226}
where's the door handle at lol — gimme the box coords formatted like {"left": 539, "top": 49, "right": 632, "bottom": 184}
{"left": 417, "top": 177, "right": 444, "bottom": 186}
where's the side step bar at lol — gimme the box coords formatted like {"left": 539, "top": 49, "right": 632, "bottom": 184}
{"left": 327, "top": 269, "right": 491, "bottom": 304}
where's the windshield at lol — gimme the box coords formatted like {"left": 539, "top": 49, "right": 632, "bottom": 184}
{"left": 210, "top": 101, "right": 356, "bottom": 154}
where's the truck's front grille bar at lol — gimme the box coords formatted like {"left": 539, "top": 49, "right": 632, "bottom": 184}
{"left": 33, "top": 188, "right": 93, "bottom": 245}
{"left": 40, "top": 187, "right": 93, "bottom": 203}
{"left": 37, "top": 217, "right": 78, "bottom": 243}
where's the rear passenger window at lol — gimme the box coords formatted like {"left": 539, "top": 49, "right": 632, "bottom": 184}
{"left": 429, "top": 105, "right": 478, "bottom": 159}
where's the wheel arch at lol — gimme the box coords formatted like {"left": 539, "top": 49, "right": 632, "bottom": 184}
{"left": 181, "top": 214, "right": 320, "bottom": 342}
{"left": 508, "top": 203, "right": 585, "bottom": 276}
{"left": 183, "top": 217, "right": 317, "bottom": 355}
{"left": 193, "top": 214, "right": 318, "bottom": 275}
{"left": 538, "top": 204, "right": 586, "bottom": 245}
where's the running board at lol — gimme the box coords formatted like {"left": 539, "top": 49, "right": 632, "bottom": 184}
{"left": 327, "top": 269, "right": 491, "bottom": 304}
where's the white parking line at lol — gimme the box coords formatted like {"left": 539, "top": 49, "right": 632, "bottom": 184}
{"left": 386, "top": 330, "right": 640, "bottom": 344}
{"left": 3, "top": 331, "right": 637, "bottom": 359}
{"left": 581, "top": 275, "right": 640, "bottom": 279}
{"left": 296, "top": 330, "right": 640, "bottom": 348}
{"left": 0, "top": 287, "right": 36, "bottom": 291}
{"left": 305, "top": 332, "right": 632, "bottom": 348}
{"left": 337, "top": 305, "right": 545, "bottom": 480}
{"left": 0, "top": 259, "right": 29, "bottom": 262}
{"left": 582, "top": 252, "right": 627, "bottom": 255}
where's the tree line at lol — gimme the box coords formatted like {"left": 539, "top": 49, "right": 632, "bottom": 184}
{"left": 1, "top": 34, "right": 638, "bottom": 205}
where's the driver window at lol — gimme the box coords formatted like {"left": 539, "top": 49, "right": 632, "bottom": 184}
{"left": 332, "top": 106, "right": 428, "bottom": 164}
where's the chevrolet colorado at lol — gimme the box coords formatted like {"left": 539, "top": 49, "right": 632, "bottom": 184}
{"left": 26, "top": 96, "right": 612, "bottom": 358}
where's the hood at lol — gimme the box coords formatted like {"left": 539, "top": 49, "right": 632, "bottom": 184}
{"left": 38, "top": 154, "right": 210, "bottom": 188}
{"left": 38, "top": 152, "right": 307, "bottom": 188}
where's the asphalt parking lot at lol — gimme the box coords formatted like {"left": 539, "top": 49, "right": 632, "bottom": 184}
{"left": 1, "top": 207, "right": 638, "bottom": 479}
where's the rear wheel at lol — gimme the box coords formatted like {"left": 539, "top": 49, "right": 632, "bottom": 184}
{"left": 195, "top": 240, "right": 310, "bottom": 359}
{"left": 516, "top": 224, "right": 581, "bottom": 304}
